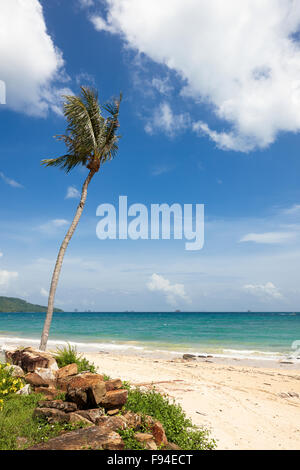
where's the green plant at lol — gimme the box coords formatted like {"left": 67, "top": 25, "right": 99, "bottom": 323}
{"left": 0, "top": 363, "right": 24, "bottom": 407}
{"left": 54, "top": 344, "right": 96, "bottom": 373}
{"left": 118, "top": 428, "right": 145, "bottom": 450}
{"left": 103, "top": 374, "right": 111, "bottom": 381}
{"left": 0, "top": 393, "right": 89, "bottom": 450}
{"left": 124, "top": 386, "right": 216, "bottom": 450}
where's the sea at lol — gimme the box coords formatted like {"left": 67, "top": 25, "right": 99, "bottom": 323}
{"left": 0, "top": 311, "right": 300, "bottom": 361}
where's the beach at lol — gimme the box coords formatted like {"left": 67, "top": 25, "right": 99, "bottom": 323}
{"left": 83, "top": 352, "right": 300, "bottom": 450}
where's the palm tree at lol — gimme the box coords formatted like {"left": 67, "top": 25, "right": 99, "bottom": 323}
{"left": 39, "top": 87, "right": 122, "bottom": 351}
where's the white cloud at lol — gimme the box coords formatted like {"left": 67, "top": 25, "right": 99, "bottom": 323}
{"left": 38, "top": 219, "right": 69, "bottom": 234}
{"left": 0, "top": 0, "right": 70, "bottom": 116}
{"left": 91, "top": 0, "right": 300, "bottom": 151}
{"left": 151, "top": 77, "right": 173, "bottom": 95}
{"left": 243, "top": 282, "right": 283, "bottom": 300}
{"left": 79, "top": 0, "right": 94, "bottom": 7}
{"left": 40, "top": 287, "right": 48, "bottom": 297}
{"left": 145, "top": 102, "right": 190, "bottom": 136}
{"left": 0, "top": 172, "right": 23, "bottom": 188}
{"left": 66, "top": 186, "right": 80, "bottom": 199}
{"left": 0, "top": 270, "right": 18, "bottom": 287}
{"left": 147, "top": 273, "right": 190, "bottom": 306}
{"left": 240, "top": 232, "right": 296, "bottom": 244}
{"left": 0, "top": 253, "right": 3, "bottom": 258}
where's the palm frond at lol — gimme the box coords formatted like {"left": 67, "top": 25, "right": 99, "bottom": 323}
{"left": 42, "top": 87, "right": 122, "bottom": 173}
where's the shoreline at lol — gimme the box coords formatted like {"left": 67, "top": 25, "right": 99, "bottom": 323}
{"left": 1, "top": 334, "right": 300, "bottom": 369}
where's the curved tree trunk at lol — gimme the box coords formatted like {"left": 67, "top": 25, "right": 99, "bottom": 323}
{"left": 39, "top": 169, "right": 96, "bottom": 351}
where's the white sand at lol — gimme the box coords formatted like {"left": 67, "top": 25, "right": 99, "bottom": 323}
{"left": 84, "top": 352, "right": 300, "bottom": 450}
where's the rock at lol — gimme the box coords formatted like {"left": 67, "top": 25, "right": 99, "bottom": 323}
{"left": 25, "top": 372, "right": 48, "bottom": 387}
{"left": 95, "top": 415, "right": 127, "bottom": 431}
{"left": 58, "top": 372, "right": 103, "bottom": 392}
{"left": 98, "top": 389, "right": 128, "bottom": 410}
{"left": 105, "top": 379, "right": 123, "bottom": 391}
{"left": 34, "top": 407, "right": 70, "bottom": 424}
{"left": 68, "top": 413, "right": 93, "bottom": 426}
{"left": 74, "top": 408, "right": 105, "bottom": 424}
{"left": 5, "top": 347, "right": 58, "bottom": 373}
{"left": 183, "top": 354, "right": 197, "bottom": 361}
{"left": 87, "top": 382, "right": 107, "bottom": 407}
{"left": 145, "top": 440, "right": 158, "bottom": 450}
{"left": 65, "top": 372, "right": 104, "bottom": 389}
{"left": 66, "top": 388, "right": 88, "bottom": 409}
{"left": 56, "top": 363, "right": 78, "bottom": 380}
{"left": 135, "top": 433, "right": 158, "bottom": 450}
{"left": 66, "top": 381, "right": 107, "bottom": 410}
{"left": 122, "top": 411, "right": 143, "bottom": 429}
{"left": 28, "top": 426, "right": 124, "bottom": 450}
{"left": 37, "top": 399, "right": 77, "bottom": 413}
{"left": 16, "top": 384, "right": 31, "bottom": 395}
{"left": 34, "top": 387, "right": 60, "bottom": 400}
{"left": 25, "top": 368, "right": 56, "bottom": 388}
{"left": 164, "top": 442, "right": 181, "bottom": 450}
{"left": 4, "top": 364, "right": 24, "bottom": 377}
{"left": 107, "top": 409, "right": 120, "bottom": 416}
{"left": 151, "top": 421, "right": 168, "bottom": 447}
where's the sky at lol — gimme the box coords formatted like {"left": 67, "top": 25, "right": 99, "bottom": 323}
{"left": 1, "top": 0, "right": 300, "bottom": 311}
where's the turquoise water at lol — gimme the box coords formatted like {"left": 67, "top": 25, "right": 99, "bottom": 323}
{"left": 0, "top": 312, "right": 300, "bottom": 358}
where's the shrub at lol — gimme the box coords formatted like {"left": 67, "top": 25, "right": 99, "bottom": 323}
{"left": 0, "top": 363, "right": 24, "bottom": 408}
{"left": 124, "top": 386, "right": 216, "bottom": 450}
{"left": 54, "top": 344, "right": 96, "bottom": 373}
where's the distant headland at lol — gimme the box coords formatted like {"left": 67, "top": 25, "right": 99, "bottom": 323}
{"left": 0, "top": 296, "right": 63, "bottom": 313}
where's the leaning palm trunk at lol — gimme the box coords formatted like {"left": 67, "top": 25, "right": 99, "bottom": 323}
{"left": 39, "top": 87, "right": 121, "bottom": 350}
{"left": 39, "top": 169, "right": 95, "bottom": 350}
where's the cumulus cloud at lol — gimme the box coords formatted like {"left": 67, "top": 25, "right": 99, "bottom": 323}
{"left": 0, "top": 0, "right": 71, "bottom": 116}
{"left": 0, "top": 270, "right": 18, "bottom": 287}
{"left": 65, "top": 186, "right": 80, "bottom": 199}
{"left": 243, "top": 282, "right": 283, "bottom": 300}
{"left": 145, "top": 102, "right": 190, "bottom": 136}
{"left": 147, "top": 273, "right": 190, "bottom": 306}
{"left": 0, "top": 172, "right": 23, "bottom": 188}
{"left": 91, "top": 0, "right": 300, "bottom": 151}
{"left": 240, "top": 232, "right": 296, "bottom": 244}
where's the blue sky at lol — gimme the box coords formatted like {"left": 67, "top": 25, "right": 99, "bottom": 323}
{"left": 1, "top": 0, "right": 300, "bottom": 311}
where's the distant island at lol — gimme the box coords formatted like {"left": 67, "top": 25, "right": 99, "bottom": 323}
{"left": 0, "top": 296, "right": 64, "bottom": 313}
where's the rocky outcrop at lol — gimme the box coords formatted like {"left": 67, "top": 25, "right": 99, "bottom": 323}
{"left": 28, "top": 426, "right": 125, "bottom": 450}
{"left": 97, "top": 389, "right": 128, "bottom": 410}
{"left": 56, "top": 363, "right": 78, "bottom": 380}
{"left": 25, "top": 368, "right": 56, "bottom": 388}
{"left": 135, "top": 432, "right": 158, "bottom": 450}
{"left": 6, "top": 348, "right": 174, "bottom": 451}
{"left": 4, "top": 364, "right": 24, "bottom": 377}
{"left": 5, "top": 347, "right": 58, "bottom": 372}
{"left": 37, "top": 399, "right": 77, "bottom": 413}
{"left": 152, "top": 421, "right": 168, "bottom": 446}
